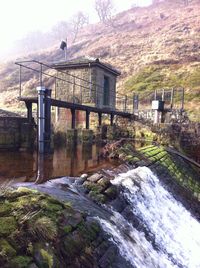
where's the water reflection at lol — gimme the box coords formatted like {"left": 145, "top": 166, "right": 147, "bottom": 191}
{"left": 0, "top": 143, "right": 118, "bottom": 183}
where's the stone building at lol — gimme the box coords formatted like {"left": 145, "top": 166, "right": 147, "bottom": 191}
{"left": 52, "top": 56, "right": 121, "bottom": 109}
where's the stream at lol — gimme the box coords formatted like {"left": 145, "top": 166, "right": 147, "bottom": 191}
{"left": 16, "top": 165, "right": 200, "bottom": 268}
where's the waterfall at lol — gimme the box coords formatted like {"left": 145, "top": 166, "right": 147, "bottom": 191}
{"left": 96, "top": 167, "right": 200, "bottom": 268}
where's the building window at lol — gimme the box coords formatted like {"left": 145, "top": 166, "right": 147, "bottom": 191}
{"left": 103, "top": 76, "right": 110, "bottom": 106}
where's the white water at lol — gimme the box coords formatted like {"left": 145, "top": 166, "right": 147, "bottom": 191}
{"left": 96, "top": 167, "right": 200, "bottom": 268}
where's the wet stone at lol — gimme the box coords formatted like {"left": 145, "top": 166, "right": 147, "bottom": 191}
{"left": 99, "top": 246, "right": 118, "bottom": 268}
{"left": 87, "top": 173, "right": 103, "bottom": 183}
{"left": 62, "top": 211, "right": 83, "bottom": 228}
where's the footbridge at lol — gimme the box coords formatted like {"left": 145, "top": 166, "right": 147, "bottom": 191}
{"left": 15, "top": 60, "right": 185, "bottom": 153}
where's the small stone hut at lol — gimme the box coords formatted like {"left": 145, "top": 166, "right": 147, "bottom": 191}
{"left": 52, "top": 56, "right": 121, "bottom": 109}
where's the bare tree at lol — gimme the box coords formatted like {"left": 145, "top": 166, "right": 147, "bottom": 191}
{"left": 95, "top": 0, "right": 114, "bottom": 23}
{"left": 181, "top": 0, "right": 191, "bottom": 5}
{"left": 51, "top": 21, "right": 70, "bottom": 41}
{"left": 70, "top": 12, "right": 89, "bottom": 43}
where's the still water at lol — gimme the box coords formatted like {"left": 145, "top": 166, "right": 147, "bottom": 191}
{"left": 0, "top": 143, "right": 119, "bottom": 184}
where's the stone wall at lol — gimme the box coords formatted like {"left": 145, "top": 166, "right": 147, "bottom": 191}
{"left": 56, "top": 66, "right": 116, "bottom": 108}
{"left": 0, "top": 117, "right": 35, "bottom": 150}
{"left": 78, "top": 143, "right": 200, "bottom": 219}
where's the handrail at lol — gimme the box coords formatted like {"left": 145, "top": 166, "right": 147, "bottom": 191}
{"left": 16, "top": 59, "right": 134, "bottom": 114}
{"left": 15, "top": 59, "right": 129, "bottom": 98}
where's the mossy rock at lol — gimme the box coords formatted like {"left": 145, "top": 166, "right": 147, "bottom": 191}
{"left": 0, "top": 239, "right": 16, "bottom": 258}
{"left": 88, "top": 191, "right": 107, "bottom": 204}
{"left": 9, "top": 255, "right": 32, "bottom": 268}
{"left": 0, "top": 217, "right": 17, "bottom": 236}
{"left": 104, "top": 186, "right": 118, "bottom": 200}
{"left": 29, "top": 216, "right": 57, "bottom": 241}
{"left": 0, "top": 201, "right": 12, "bottom": 216}
{"left": 33, "top": 244, "right": 58, "bottom": 268}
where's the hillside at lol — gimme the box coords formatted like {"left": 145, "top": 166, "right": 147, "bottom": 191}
{"left": 0, "top": 1, "right": 200, "bottom": 120}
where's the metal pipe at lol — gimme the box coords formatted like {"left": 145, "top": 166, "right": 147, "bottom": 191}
{"left": 40, "top": 64, "right": 43, "bottom": 87}
{"left": 162, "top": 88, "right": 165, "bottom": 101}
{"left": 37, "top": 86, "right": 46, "bottom": 154}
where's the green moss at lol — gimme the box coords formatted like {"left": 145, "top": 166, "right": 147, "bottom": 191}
{"left": 83, "top": 181, "right": 103, "bottom": 193}
{"left": 0, "top": 200, "right": 11, "bottom": 216}
{"left": 41, "top": 200, "right": 63, "bottom": 212}
{"left": 0, "top": 216, "right": 17, "bottom": 236}
{"left": 0, "top": 239, "right": 16, "bottom": 258}
{"left": 40, "top": 249, "right": 53, "bottom": 268}
{"left": 30, "top": 216, "right": 57, "bottom": 241}
{"left": 104, "top": 186, "right": 117, "bottom": 200}
{"left": 88, "top": 191, "right": 107, "bottom": 204}
{"left": 63, "top": 225, "right": 72, "bottom": 234}
{"left": 10, "top": 255, "right": 32, "bottom": 268}
{"left": 77, "top": 221, "right": 100, "bottom": 243}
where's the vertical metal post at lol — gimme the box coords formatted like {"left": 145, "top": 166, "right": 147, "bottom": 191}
{"left": 73, "top": 77, "right": 75, "bottom": 103}
{"left": 98, "top": 113, "right": 102, "bottom": 126}
{"left": 55, "top": 77, "right": 57, "bottom": 99}
{"left": 44, "top": 89, "right": 52, "bottom": 153}
{"left": 89, "top": 63, "right": 92, "bottom": 98}
{"left": 80, "top": 86, "right": 83, "bottom": 104}
{"left": 110, "top": 113, "right": 114, "bottom": 126}
{"left": 26, "top": 102, "right": 33, "bottom": 123}
{"left": 71, "top": 109, "right": 76, "bottom": 129}
{"left": 162, "top": 88, "right": 165, "bottom": 101}
{"left": 154, "top": 89, "right": 157, "bottom": 100}
{"left": 37, "top": 86, "right": 46, "bottom": 154}
{"left": 86, "top": 110, "right": 90, "bottom": 129}
{"left": 124, "top": 95, "right": 127, "bottom": 112}
{"left": 181, "top": 88, "right": 184, "bottom": 111}
{"left": 170, "top": 88, "right": 174, "bottom": 109}
{"left": 134, "top": 95, "right": 139, "bottom": 113}
{"left": 19, "top": 65, "right": 22, "bottom": 98}
{"left": 40, "top": 64, "right": 43, "bottom": 87}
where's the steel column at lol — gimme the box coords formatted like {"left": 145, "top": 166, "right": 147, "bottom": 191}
{"left": 98, "top": 113, "right": 102, "bottom": 126}
{"left": 37, "top": 86, "right": 46, "bottom": 154}
{"left": 71, "top": 109, "right": 76, "bottom": 129}
{"left": 110, "top": 113, "right": 114, "bottom": 126}
{"left": 86, "top": 110, "right": 90, "bottom": 129}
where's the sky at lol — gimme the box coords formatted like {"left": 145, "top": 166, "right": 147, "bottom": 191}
{"left": 0, "top": 0, "right": 152, "bottom": 57}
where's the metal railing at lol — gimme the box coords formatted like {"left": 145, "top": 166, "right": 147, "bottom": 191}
{"left": 15, "top": 60, "right": 135, "bottom": 114}
{"left": 138, "top": 88, "right": 184, "bottom": 111}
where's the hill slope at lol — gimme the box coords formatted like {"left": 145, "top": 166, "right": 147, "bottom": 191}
{"left": 0, "top": 1, "right": 200, "bottom": 120}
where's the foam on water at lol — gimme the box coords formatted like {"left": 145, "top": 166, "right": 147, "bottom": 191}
{"left": 108, "top": 166, "right": 200, "bottom": 268}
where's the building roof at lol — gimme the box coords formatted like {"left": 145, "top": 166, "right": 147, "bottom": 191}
{"left": 51, "top": 56, "right": 121, "bottom": 76}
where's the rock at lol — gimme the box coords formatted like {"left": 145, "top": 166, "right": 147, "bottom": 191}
{"left": 62, "top": 210, "right": 83, "bottom": 228}
{"left": 80, "top": 174, "right": 88, "bottom": 180}
{"left": 33, "top": 243, "right": 59, "bottom": 268}
{"left": 104, "top": 186, "right": 118, "bottom": 200}
{"left": 99, "top": 246, "right": 117, "bottom": 268}
{"left": 0, "top": 201, "right": 11, "bottom": 216}
{"left": 0, "top": 239, "right": 16, "bottom": 258}
{"left": 0, "top": 216, "right": 17, "bottom": 236}
{"left": 10, "top": 256, "right": 32, "bottom": 268}
{"left": 87, "top": 173, "right": 103, "bottom": 183}
{"left": 88, "top": 191, "right": 107, "bottom": 204}
{"left": 97, "top": 177, "right": 111, "bottom": 189}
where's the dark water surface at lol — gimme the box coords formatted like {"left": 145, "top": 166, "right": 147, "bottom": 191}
{"left": 0, "top": 143, "right": 119, "bottom": 184}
